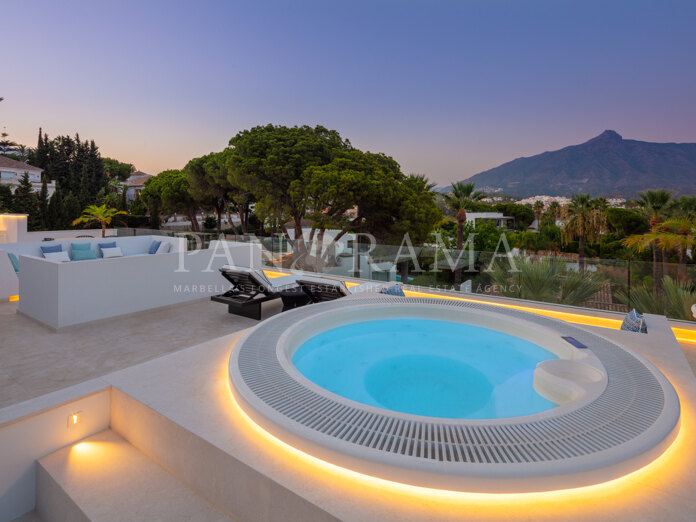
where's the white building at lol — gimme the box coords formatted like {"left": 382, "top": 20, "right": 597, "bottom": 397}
{"left": 0, "top": 156, "right": 55, "bottom": 197}
{"left": 125, "top": 170, "right": 153, "bottom": 202}
{"left": 465, "top": 212, "right": 514, "bottom": 229}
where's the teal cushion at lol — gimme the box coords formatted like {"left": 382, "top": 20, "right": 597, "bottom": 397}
{"left": 7, "top": 252, "right": 19, "bottom": 273}
{"left": 71, "top": 249, "right": 97, "bottom": 261}
{"left": 71, "top": 242, "right": 91, "bottom": 251}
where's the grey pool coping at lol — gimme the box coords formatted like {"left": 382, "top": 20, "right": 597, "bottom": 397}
{"left": 230, "top": 296, "right": 681, "bottom": 492}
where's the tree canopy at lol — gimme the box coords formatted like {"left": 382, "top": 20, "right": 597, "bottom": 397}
{"left": 227, "top": 124, "right": 351, "bottom": 239}
{"left": 223, "top": 125, "right": 441, "bottom": 267}
{"left": 141, "top": 169, "right": 200, "bottom": 231}
{"left": 103, "top": 158, "right": 134, "bottom": 181}
{"left": 606, "top": 207, "right": 649, "bottom": 236}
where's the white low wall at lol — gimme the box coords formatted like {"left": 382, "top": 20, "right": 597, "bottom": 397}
{"left": 0, "top": 381, "right": 111, "bottom": 520}
{"left": 0, "top": 249, "right": 18, "bottom": 299}
{"left": 18, "top": 241, "right": 261, "bottom": 329}
{"left": 0, "top": 213, "right": 109, "bottom": 243}
{"left": 21, "top": 229, "right": 115, "bottom": 241}
{"left": 0, "top": 214, "right": 27, "bottom": 243}
{"left": 0, "top": 235, "right": 184, "bottom": 301}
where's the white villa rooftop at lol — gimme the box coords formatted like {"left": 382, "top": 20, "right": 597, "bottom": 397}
{"left": 1, "top": 216, "right": 696, "bottom": 521}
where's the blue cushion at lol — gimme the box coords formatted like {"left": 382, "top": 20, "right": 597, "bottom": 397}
{"left": 7, "top": 253, "right": 19, "bottom": 273}
{"left": 380, "top": 283, "right": 406, "bottom": 297}
{"left": 71, "top": 242, "right": 91, "bottom": 251}
{"left": 98, "top": 241, "right": 117, "bottom": 250}
{"left": 148, "top": 240, "right": 162, "bottom": 254}
{"left": 621, "top": 309, "right": 647, "bottom": 333}
{"left": 71, "top": 249, "right": 97, "bottom": 261}
{"left": 40, "top": 244, "right": 62, "bottom": 255}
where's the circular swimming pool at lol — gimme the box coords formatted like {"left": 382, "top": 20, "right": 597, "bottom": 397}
{"left": 292, "top": 318, "right": 557, "bottom": 419}
{"left": 229, "top": 296, "right": 681, "bottom": 492}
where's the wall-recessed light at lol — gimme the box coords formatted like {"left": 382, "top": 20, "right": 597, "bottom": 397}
{"left": 68, "top": 411, "right": 81, "bottom": 428}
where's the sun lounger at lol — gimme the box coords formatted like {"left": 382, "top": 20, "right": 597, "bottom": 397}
{"left": 296, "top": 275, "right": 386, "bottom": 303}
{"left": 211, "top": 266, "right": 309, "bottom": 319}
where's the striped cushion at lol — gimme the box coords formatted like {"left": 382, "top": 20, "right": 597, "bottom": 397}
{"left": 380, "top": 283, "right": 406, "bottom": 297}
{"left": 621, "top": 309, "right": 647, "bottom": 333}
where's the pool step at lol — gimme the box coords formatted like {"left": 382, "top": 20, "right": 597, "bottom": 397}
{"left": 36, "top": 429, "right": 232, "bottom": 522}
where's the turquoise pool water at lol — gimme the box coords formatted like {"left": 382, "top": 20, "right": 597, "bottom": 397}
{"left": 292, "top": 318, "right": 558, "bottom": 419}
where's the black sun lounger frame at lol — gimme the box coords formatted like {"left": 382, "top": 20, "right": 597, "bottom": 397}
{"left": 296, "top": 278, "right": 351, "bottom": 303}
{"left": 212, "top": 267, "right": 308, "bottom": 320}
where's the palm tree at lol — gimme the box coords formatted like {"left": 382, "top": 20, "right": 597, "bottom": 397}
{"left": 623, "top": 226, "right": 664, "bottom": 294}
{"left": 621, "top": 218, "right": 694, "bottom": 292}
{"left": 652, "top": 218, "right": 696, "bottom": 281}
{"left": 443, "top": 182, "right": 484, "bottom": 289}
{"left": 562, "top": 194, "right": 603, "bottom": 271}
{"left": 532, "top": 200, "right": 545, "bottom": 227}
{"left": 593, "top": 197, "right": 608, "bottom": 210}
{"left": 548, "top": 201, "right": 561, "bottom": 221}
{"left": 592, "top": 197, "right": 609, "bottom": 232}
{"left": 633, "top": 189, "right": 674, "bottom": 285}
{"left": 634, "top": 190, "right": 673, "bottom": 222}
{"left": 676, "top": 196, "right": 696, "bottom": 219}
{"left": 72, "top": 204, "right": 127, "bottom": 238}
{"left": 13, "top": 144, "right": 29, "bottom": 162}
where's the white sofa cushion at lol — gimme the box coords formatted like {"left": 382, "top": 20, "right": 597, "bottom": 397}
{"left": 117, "top": 236, "right": 153, "bottom": 256}
{"left": 44, "top": 251, "right": 71, "bottom": 262}
{"left": 101, "top": 247, "right": 124, "bottom": 258}
{"left": 156, "top": 242, "right": 172, "bottom": 254}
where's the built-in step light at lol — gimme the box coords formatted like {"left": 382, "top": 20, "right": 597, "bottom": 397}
{"left": 68, "top": 411, "right": 81, "bottom": 428}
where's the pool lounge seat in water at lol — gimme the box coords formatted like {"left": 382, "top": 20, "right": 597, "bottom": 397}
{"left": 212, "top": 266, "right": 308, "bottom": 320}
{"left": 297, "top": 275, "right": 388, "bottom": 303}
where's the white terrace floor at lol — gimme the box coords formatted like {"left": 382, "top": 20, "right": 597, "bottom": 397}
{"left": 0, "top": 298, "right": 284, "bottom": 409}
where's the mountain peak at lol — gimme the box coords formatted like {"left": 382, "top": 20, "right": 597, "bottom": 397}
{"left": 465, "top": 131, "right": 696, "bottom": 197}
{"left": 589, "top": 130, "right": 623, "bottom": 142}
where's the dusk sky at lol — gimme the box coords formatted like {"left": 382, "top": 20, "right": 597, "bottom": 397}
{"left": 2, "top": 0, "right": 695, "bottom": 186}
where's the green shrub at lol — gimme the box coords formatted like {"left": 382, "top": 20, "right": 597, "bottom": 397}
{"left": 617, "top": 277, "right": 696, "bottom": 321}
{"left": 203, "top": 215, "right": 217, "bottom": 230}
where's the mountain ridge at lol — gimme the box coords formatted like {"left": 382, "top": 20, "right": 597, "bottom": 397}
{"left": 456, "top": 131, "right": 696, "bottom": 197}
